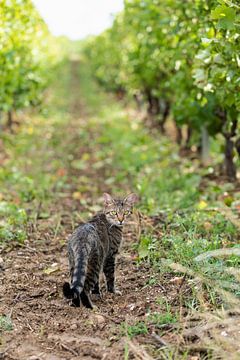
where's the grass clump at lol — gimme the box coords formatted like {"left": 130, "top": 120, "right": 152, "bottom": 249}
{"left": 0, "top": 202, "right": 27, "bottom": 245}
{"left": 122, "top": 321, "right": 148, "bottom": 339}
{"left": 147, "top": 311, "right": 177, "bottom": 327}
{"left": 0, "top": 316, "right": 13, "bottom": 332}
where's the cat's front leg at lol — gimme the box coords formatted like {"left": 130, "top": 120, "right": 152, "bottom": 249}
{"left": 103, "top": 255, "right": 121, "bottom": 295}
{"left": 92, "top": 280, "right": 103, "bottom": 299}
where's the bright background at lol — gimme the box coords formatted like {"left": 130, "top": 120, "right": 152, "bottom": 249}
{"left": 32, "top": 0, "right": 124, "bottom": 40}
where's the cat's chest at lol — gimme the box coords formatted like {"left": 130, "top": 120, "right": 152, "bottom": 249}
{"left": 108, "top": 228, "right": 123, "bottom": 252}
{"left": 96, "top": 218, "right": 122, "bottom": 253}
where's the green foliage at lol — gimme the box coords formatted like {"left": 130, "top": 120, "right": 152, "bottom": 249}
{"left": 84, "top": 21, "right": 125, "bottom": 93}
{"left": 0, "top": 316, "right": 13, "bottom": 332}
{"left": 0, "top": 0, "right": 58, "bottom": 116}
{"left": 0, "top": 202, "right": 27, "bottom": 244}
{"left": 140, "top": 210, "right": 238, "bottom": 266}
{"left": 0, "top": 61, "right": 75, "bottom": 246}
{"left": 123, "top": 321, "right": 148, "bottom": 338}
{"left": 148, "top": 298, "right": 178, "bottom": 327}
{"left": 83, "top": 0, "right": 240, "bottom": 175}
{"left": 193, "top": 1, "right": 240, "bottom": 116}
{"left": 148, "top": 311, "right": 177, "bottom": 327}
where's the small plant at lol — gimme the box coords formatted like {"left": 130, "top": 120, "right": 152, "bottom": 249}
{"left": 146, "top": 276, "right": 157, "bottom": 286}
{"left": 0, "top": 202, "right": 27, "bottom": 245}
{"left": 0, "top": 316, "right": 13, "bottom": 332}
{"left": 138, "top": 235, "right": 152, "bottom": 260}
{"left": 122, "top": 321, "right": 148, "bottom": 339}
{"left": 148, "top": 312, "right": 177, "bottom": 327}
{"left": 148, "top": 300, "right": 178, "bottom": 327}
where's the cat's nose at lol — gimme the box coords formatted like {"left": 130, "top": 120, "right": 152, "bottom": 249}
{"left": 118, "top": 215, "right": 123, "bottom": 222}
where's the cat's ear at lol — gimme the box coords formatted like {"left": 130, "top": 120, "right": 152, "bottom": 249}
{"left": 124, "top": 193, "right": 139, "bottom": 206}
{"left": 103, "top": 193, "right": 114, "bottom": 206}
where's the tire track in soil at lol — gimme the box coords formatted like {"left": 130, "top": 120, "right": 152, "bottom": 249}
{"left": 0, "top": 61, "right": 174, "bottom": 360}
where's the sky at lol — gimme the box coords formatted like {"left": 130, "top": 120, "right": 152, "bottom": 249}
{"left": 32, "top": 0, "right": 124, "bottom": 40}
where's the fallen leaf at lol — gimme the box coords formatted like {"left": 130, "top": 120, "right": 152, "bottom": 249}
{"left": 56, "top": 168, "right": 66, "bottom": 177}
{"left": 72, "top": 192, "right": 82, "bottom": 200}
{"left": 169, "top": 277, "right": 184, "bottom": 285}
{"left": 43, "top": 263, "right": 59, "bottom": 275}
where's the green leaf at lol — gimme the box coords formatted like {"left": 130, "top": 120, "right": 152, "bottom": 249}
{"left": 138, "top": 236, "right": 151, "bottom": 259}
{"left": 211, "top": 5, "right": 236, "bottom": 30}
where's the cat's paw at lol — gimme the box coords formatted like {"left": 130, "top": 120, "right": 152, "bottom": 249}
{"left": 92, "top": 304, "right": 99, "bottom": 312}
{"left": 113, "top": 289, "right": 122, "bottom": 296}
{"left": 92, "top": 293, "right": 103, "bottom": 301}
{"left": 71, "top": 297, "right": 80, "bottom": 307}
{"left": 107, "top": 284, "right": 122, "bottom": 295}
{"left": 108, "top": 288, "right": 122, "bottom": 295}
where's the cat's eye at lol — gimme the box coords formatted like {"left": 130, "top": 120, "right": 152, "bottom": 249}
{"left": 110, "top": 211, "right": 117, "bottom": 216}
{"left": 124, "top": 210, "right": 130, "bottom": 215}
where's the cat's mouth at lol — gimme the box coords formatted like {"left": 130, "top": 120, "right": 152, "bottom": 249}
{"left": 109, "top": 223, "right": 123, "bottom": 231}
{"left": 115, "top": 222, "right": 124, "bottom": 227}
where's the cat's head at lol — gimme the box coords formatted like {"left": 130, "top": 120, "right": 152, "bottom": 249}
{"left": 103, "top": 193, "right": 138, "bottom": 226}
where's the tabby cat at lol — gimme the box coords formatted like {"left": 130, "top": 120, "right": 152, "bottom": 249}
{"left": 63, "top": 192, "right": 138, "bottom": 309}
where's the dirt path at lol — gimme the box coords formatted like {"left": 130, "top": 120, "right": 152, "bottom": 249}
{"left": 0, "top": 61, "right": 174, "bottom": 360}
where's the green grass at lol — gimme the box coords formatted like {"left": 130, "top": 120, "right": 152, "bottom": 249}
{"left": 122, "top": 321, "right": 148, "bottom": 339}
{"left": 121, "top": 300, "right": 177, "bottom": 345}
{"left": 0, "top": 202, "right": 27, "bottom": 244}
{"left": 0, "top": 60, "right": 76, "bottom": 246}
{"left": 148, "top": 298, "right": 178, "bottom": 327}
{"left": 148, "top": 312, "right": 177, "bottom": 328}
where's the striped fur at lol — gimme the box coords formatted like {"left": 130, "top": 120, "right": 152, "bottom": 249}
{"left": 63, "top": 193, "right": 138, "bottom": 308}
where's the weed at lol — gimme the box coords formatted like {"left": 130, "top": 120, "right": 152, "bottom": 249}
{"left": 0, "top": 202, "right": 27, "bottom": 245}
{"left": 0, "top": 316, "right": 13, "bottom": 332}
{"left": 148, "top": 312, "right": 177, "bottom": 327}
{"left": 147, "top": 299, "right": 178, "bottom": 327}
{"left": 122, "top": 321, "right": 148, "bottom": 339}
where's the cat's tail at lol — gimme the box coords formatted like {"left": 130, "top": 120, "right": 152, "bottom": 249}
{"left": 63, "top": 281, "right": 82, "bottom": 307}
{"left": 63, "top": 249, "right": 92, "bottom": 308}
{"left": 62, "top": 282, "right": 75, "bottom": 299}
